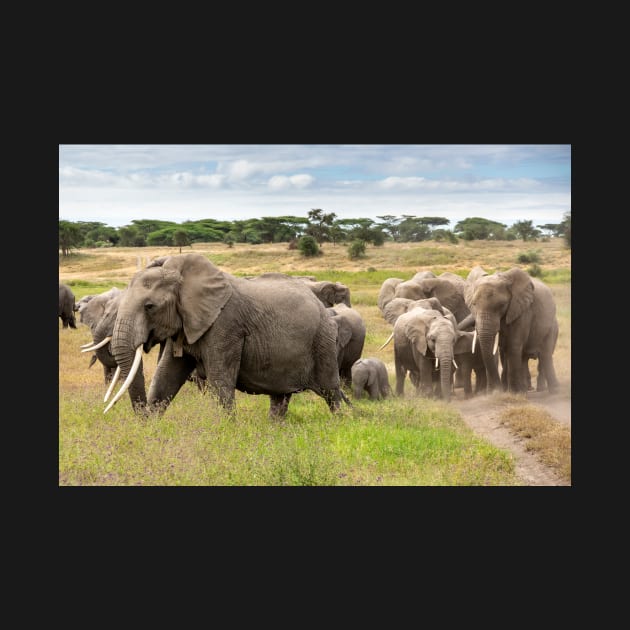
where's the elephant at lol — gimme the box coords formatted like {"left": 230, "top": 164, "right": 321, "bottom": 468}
{"left": 451, "top": 330, "right": 488, "bottom": 398}
{"left": 327, "top": 303, "right": 367, "bottom": 388}
{"left": 381, "top": 297, "right": 445, "bottom": 326}
{"left": 77, "top": 287, "right": 123, "bottom": 384}
{"left": 391, "top": 306, "right": 460, "bottom": 401}
{"left": 351, "top": 357, "right": 391, "bottom": 400}
{"left": 106, "top": 253, "right": 348, "bottom": 418}
{"left": 464, "top": 267, "right": 559, "bottom": 394}
{"left": 300, "top": 278, "right": 352, "bottom": 307}
{"left": 58, "top": 283, "right": 77, "bottom": 329}
{"left": 377, "top": 277, "right": 403, "bottom": 313}
{"left": 392, "top": 275, "right": 471, "bottom": 324}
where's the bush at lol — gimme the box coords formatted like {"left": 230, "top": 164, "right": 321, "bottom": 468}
{"left": 517, "top": 250, "right": 541, "bottom": 264}
{"left": 347, "top": 239, "right": 366, "bottom": 260}
{"left": 528, "top": 263, "right": 542, "bottom": 277}
{"left": 297, "top": 235, "right": 320, "bottom": 257}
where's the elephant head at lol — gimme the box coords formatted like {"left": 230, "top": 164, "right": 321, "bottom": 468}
{"left": 393, "top": 307, "right": 459, "bottom": 401}
{"left": 302, "top": 279, "right": 352, "bottom": 307}
{"left": 464, "top": 267, "right": 558, "bottom": 393}
{"left": 382, "top": 297, "right": 445, "bottom": 326}
{"left": 393, "top": 276, "right": 470, "bottom": 323}
{"left": 377, "top": 277, "right": 403, "bottom": 313}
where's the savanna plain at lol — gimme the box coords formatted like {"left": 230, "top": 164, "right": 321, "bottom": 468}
{"left": 59, "top": 239, "right": 571, "bottom": 486}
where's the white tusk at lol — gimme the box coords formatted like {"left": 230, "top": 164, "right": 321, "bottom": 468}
{"left": 472, "top": 329, "right": 477, "bottom": 354}
{"left": 378, "top": 331, "right": 394, "bottom": 351}
{"left": 435, "top": 357, "right": 439, "bottom": 368}
{"left": 493, "top": 332, "right": 499, "bottom": 355}
{"left": 80, "top": 341, "right": 95, "bottom": 348}
{"left": 104, "top": 346, "right": 143, "bottom": 413}
{"left": 80, "top": 336, "right": 112, "bottom": 353}
{"left": 453, "top": 358, "right": 458, "bottom": 370}
{"left": 103, "top": 366, "right": 121, "bottom": 402}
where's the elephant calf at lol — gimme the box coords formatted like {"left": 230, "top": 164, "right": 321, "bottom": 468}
{"left": 351, "top": 357, "right": 391, "bottom": 400}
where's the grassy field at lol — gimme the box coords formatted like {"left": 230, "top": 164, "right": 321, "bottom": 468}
{"left": 59, "top": 238, "right": 571, "bottom": 486}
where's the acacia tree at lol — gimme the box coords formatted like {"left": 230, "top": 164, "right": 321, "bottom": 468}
{"left": 173, "top": 230, "right": 191, "bottom": 253}
{"left": 511, "top": 220, "right": 542, "bottom": 242}
{"left": 306, "top": 208, "right": 337, "bottom": 245}
{"left": 59, "top": 220, "right": 83, "bottom": 256}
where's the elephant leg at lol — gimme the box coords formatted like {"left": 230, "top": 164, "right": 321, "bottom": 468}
{"left": 148, "top": 352, "right": 196, "bottom": 411}
{"left": 538, "top": 354, "right": 559, "bottom": 394}
{"left": 367, "top": 383, "right": 380, "bottom": 400}
{"left": 269, "top": 393, "right": 292, "bottom": 418}
{"left": 395, "top": 363, "right": 406, "bottom": 397}
{"left": 419, "top": 358, "right": 434, "bottom": 397}
{"left": 322, "top": 388, "right": 343, "bottom": 413}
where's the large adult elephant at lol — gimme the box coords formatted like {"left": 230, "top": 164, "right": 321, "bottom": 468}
{"left": 464, "top": 267, "right": 559, "bottom": 394}
{"left": 327, "top": 303, "right": 366, "bottom": 387}
{"left": 393, "top": 275, "right": 471, "bottom": 323}
{"left": 390, "top": 306, "right": 460, "bottom": 401}
{"left": 59, "top": 283, "right": 77, "bottom": 329}
{"left": 106, "top": 253, "right": 347, "bottom": 418}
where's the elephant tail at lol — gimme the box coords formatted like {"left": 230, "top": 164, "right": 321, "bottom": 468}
{"left": 340, "top": 388, "right": 353, "bottom": 408}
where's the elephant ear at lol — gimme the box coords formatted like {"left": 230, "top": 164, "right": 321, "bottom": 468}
{"left": 503, "top": 268, "right": 535, "bottom": 324}
{"left": 405, "top": 317, "right": 429, "bottom": 356}
{"left": 335, "top": 282, "right": 352, "bottom": 306}
{"left": 164, "top": 254, "right": 233, "bottom": 344}
{"left": 333, "top": 315, "right": 353, "bottom": 349}
{"left": 442, "top": 306, "right": 458, "bottom": 329}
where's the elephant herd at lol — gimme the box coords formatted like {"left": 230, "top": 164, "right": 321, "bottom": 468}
{"left": 60, "top": 255, "right": 560, "bottom": 419}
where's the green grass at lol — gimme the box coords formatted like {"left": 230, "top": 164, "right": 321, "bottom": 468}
{"left": 59, "top": 386, "right": 519, "bottom": 486}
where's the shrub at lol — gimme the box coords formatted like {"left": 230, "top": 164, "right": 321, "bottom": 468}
{"left": 517, "top": 250, "right": 541, "bottom": 264}
{"left": 528, "top": 263, "right": 542, "bottom": 277}
{"left": 347, "top": 239, "right": 366, "bottom": 260}
{"left": 297, "top": 235, "right": 321, "bottom": 257}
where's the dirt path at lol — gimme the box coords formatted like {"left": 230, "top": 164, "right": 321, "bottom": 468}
{"left": 449, "top": 390, "right": 571, "bottom": 486}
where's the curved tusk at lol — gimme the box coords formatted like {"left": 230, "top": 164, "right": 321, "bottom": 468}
{"left": 472, "top": 329, "right": 477, "bottom": 354}
{"left": 80, "top": 341, "right": 95, "bottom": 348}
{"left": 453, "top": 358, "right": 458, "bottom": 370}
{"left": 103, "top": 365, "right": 121, "bottom": 402}
{"left": 80, "top": 336, "right": 112, "bottom": 353}
{"left": 378, "top": 331, "right": 394, "bottom": 351}
{"left": 435, "top": 357, "right": 439, "bottom": 369}
{"left": 104, "top": 346, "right": 143, "bottom": 413}
{"left": 493, "top": 331, "right": 499, "bottom": 355}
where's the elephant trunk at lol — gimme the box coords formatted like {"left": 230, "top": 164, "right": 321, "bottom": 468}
{"left": 435, "top": 331, "right": 455, "bottom": 402}
{"left": 107, "top": 314, "right": 148, "bottom": 412}
{"left": 476, "top": 312, "right": 502, "bottom": 391}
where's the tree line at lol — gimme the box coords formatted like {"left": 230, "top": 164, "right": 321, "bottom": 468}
{"left": 59, "top": 209, "right": 571, "bottom": 256}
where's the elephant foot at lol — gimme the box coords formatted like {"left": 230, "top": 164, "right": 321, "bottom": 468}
{"left": 269, "top": 394, "right": 291, "bottom": 418}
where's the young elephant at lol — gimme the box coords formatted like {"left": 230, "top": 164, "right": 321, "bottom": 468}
{"left": 327, "top": 303, "right": 367, "bottom": 388}
{"left": 351, "top": 357, "right": 391, "bottom": 400}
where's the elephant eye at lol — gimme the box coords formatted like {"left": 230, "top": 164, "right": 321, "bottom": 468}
{"left": 144, "top": 301, "right": 155, "bottom": 312}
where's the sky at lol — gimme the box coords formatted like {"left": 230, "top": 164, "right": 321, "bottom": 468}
{"left": 59, "top": 144, "right": 571, "bottom": 229}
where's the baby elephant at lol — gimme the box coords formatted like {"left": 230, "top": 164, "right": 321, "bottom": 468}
{"left": 351, "top": 357, "right": 392, "bottom": 400}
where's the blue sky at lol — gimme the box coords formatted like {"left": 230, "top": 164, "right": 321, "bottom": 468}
{"left": 59, "top": 144, "right": 571, "bottom": 229}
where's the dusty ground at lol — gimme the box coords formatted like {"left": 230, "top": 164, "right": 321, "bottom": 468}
{"left": 449, "top": 388, "right": 571, "bottom": 486}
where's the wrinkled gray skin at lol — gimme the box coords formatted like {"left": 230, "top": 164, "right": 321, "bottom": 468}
{"left": 110, "top": 254, "right": 347, "bottom": 418}
{"left": 393, "top": 276, "right": 471, "bottom": 323}
{"left": 382, "top": 297, "right": 445, "bottom": 326}
{"left": 452, "top": 330, "right": 488, "bottom": 398}
{"left": 300, "top": 279, "right": 352, "bottom": 307}
{"left": 377, "top": 277, "right": 403, "bottom": 313}
{"left": 464, "top": 267, "right": 559, "bottom": 394}
{"left": 77, "top": 288, "right": 123, "bottom": 384}
{"left": 327, "top": 303, "right": 367, "bottom": 387}
{"left": 59, "top": 283, "right": 77, "bottom": 329}
{"left": 351, "top": 357, "right": 391, "bottom": 400}
{"left": 393, "top": 307, "right": 460, "bottom": 401}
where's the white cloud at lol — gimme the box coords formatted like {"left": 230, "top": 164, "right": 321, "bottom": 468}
{"left": 267, "top": 174, "right": 314, "bottom": 190}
